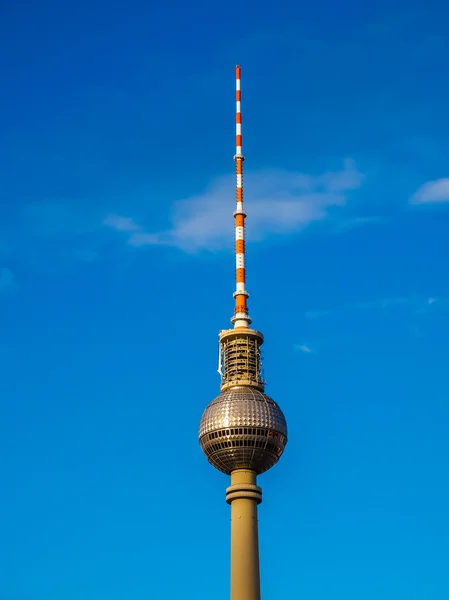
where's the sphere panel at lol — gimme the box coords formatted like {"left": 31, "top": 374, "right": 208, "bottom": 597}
{"left": 199, "top": 386, "right": 287, "bottom": 475}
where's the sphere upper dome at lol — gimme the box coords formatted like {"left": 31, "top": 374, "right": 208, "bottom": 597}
{"left": 199, "top": 386, "right": 288, "bottom": 475}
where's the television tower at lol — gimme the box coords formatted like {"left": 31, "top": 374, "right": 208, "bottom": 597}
{"left": 199, "top": 66, "right": 288, "bottom": 600}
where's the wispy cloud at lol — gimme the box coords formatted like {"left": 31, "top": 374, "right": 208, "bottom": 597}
{"left": 348, "top": 297, "right": 409, "bottom": 311}
{"left": 300, "top": 296, "right": 449, "bottom": 352}
{"left": 103, "top": 214, "right": 142, "bottom": 232}
{"left": 334, "top": 216, "right": 384, "bottom": 232}
{"left": 0, "top": 160, "right": 365, "bottom": 273}
{"left": 0, "top": 268, "right": 15, "bottom": 294}
{"left": 22, "top": 200, "right": 101, "bottom": 238}
{"left": 0, "top": 200, "right": 110, "bottom": 272}
{"left": 105, "top": 159, "right": 365, "bottom": 252}
{"left": 7, "top": 162, "right": 448, "bottom": 275}
{"left": 304, "top": 296, "right": 449, "bottom": 319}
{"left": 294, "top": 343, "right": 315, "bottom": 354}
{"left": 410, "top": 178, "right": 449, "bottom": 205}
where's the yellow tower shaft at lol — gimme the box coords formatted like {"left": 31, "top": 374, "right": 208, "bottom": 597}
{"left": 226, "top": 470, "right": 262, "bottom": 600}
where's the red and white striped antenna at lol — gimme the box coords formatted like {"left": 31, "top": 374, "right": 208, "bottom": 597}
{"left": 231, "top": 65, "right": 251, "bottom": 329}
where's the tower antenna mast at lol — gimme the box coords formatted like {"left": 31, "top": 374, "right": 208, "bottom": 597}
{"left": 232, "top": 65, "right": 251, "bottom": 328}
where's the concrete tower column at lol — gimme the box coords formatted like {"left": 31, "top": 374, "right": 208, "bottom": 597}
{"left": 226, "top": 469, "right": 263, "bottom": 600}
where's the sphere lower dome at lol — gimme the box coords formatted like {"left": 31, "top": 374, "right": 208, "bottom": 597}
{"left": 199, "top": 386, "right": 288, "bottom": 475}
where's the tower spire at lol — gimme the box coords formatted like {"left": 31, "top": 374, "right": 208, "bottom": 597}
{"left": 232, "top": 65, "right": 251, "bottom": 328}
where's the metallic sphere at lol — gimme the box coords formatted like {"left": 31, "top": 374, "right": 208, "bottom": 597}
{"left": 199, "top": 386, "right": 288, "bottom": 475}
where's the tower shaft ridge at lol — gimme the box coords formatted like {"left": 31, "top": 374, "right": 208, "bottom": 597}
{"left": 198, "top": 66, "right": 288, "bottom": 600}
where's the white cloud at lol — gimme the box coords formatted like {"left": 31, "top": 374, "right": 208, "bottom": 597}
{"left": 103, "top": 214, "right": 142, "bottom": 232}
{"left": 304, "top": 296, "right": 449, "bottom": 318}
{"left": 128, "top": 232, "right": 166, "bottom": 246}
{"left": 106, "top": 159, "right": 364, "bottom": 252}
{"left": 0, "top": 160, "right": 368, "bottom": 271}
{"left": 335, "top": 216, "right": 384, "bottom": 232}
{"left": 0, "top": 268, "right": 15, "bottom": 293}
{"left": 410, "top": 178, "right": 449, "bottom": 204}
{"left": 349, "top": 297, "right": 409, "bottom": 311}
{"left": 294, "top": 344, "right": 314, "bottom": 354}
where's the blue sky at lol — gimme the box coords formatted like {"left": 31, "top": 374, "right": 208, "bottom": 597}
{"left": 1, "top": 1, "right": 449, "bottom": 599}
